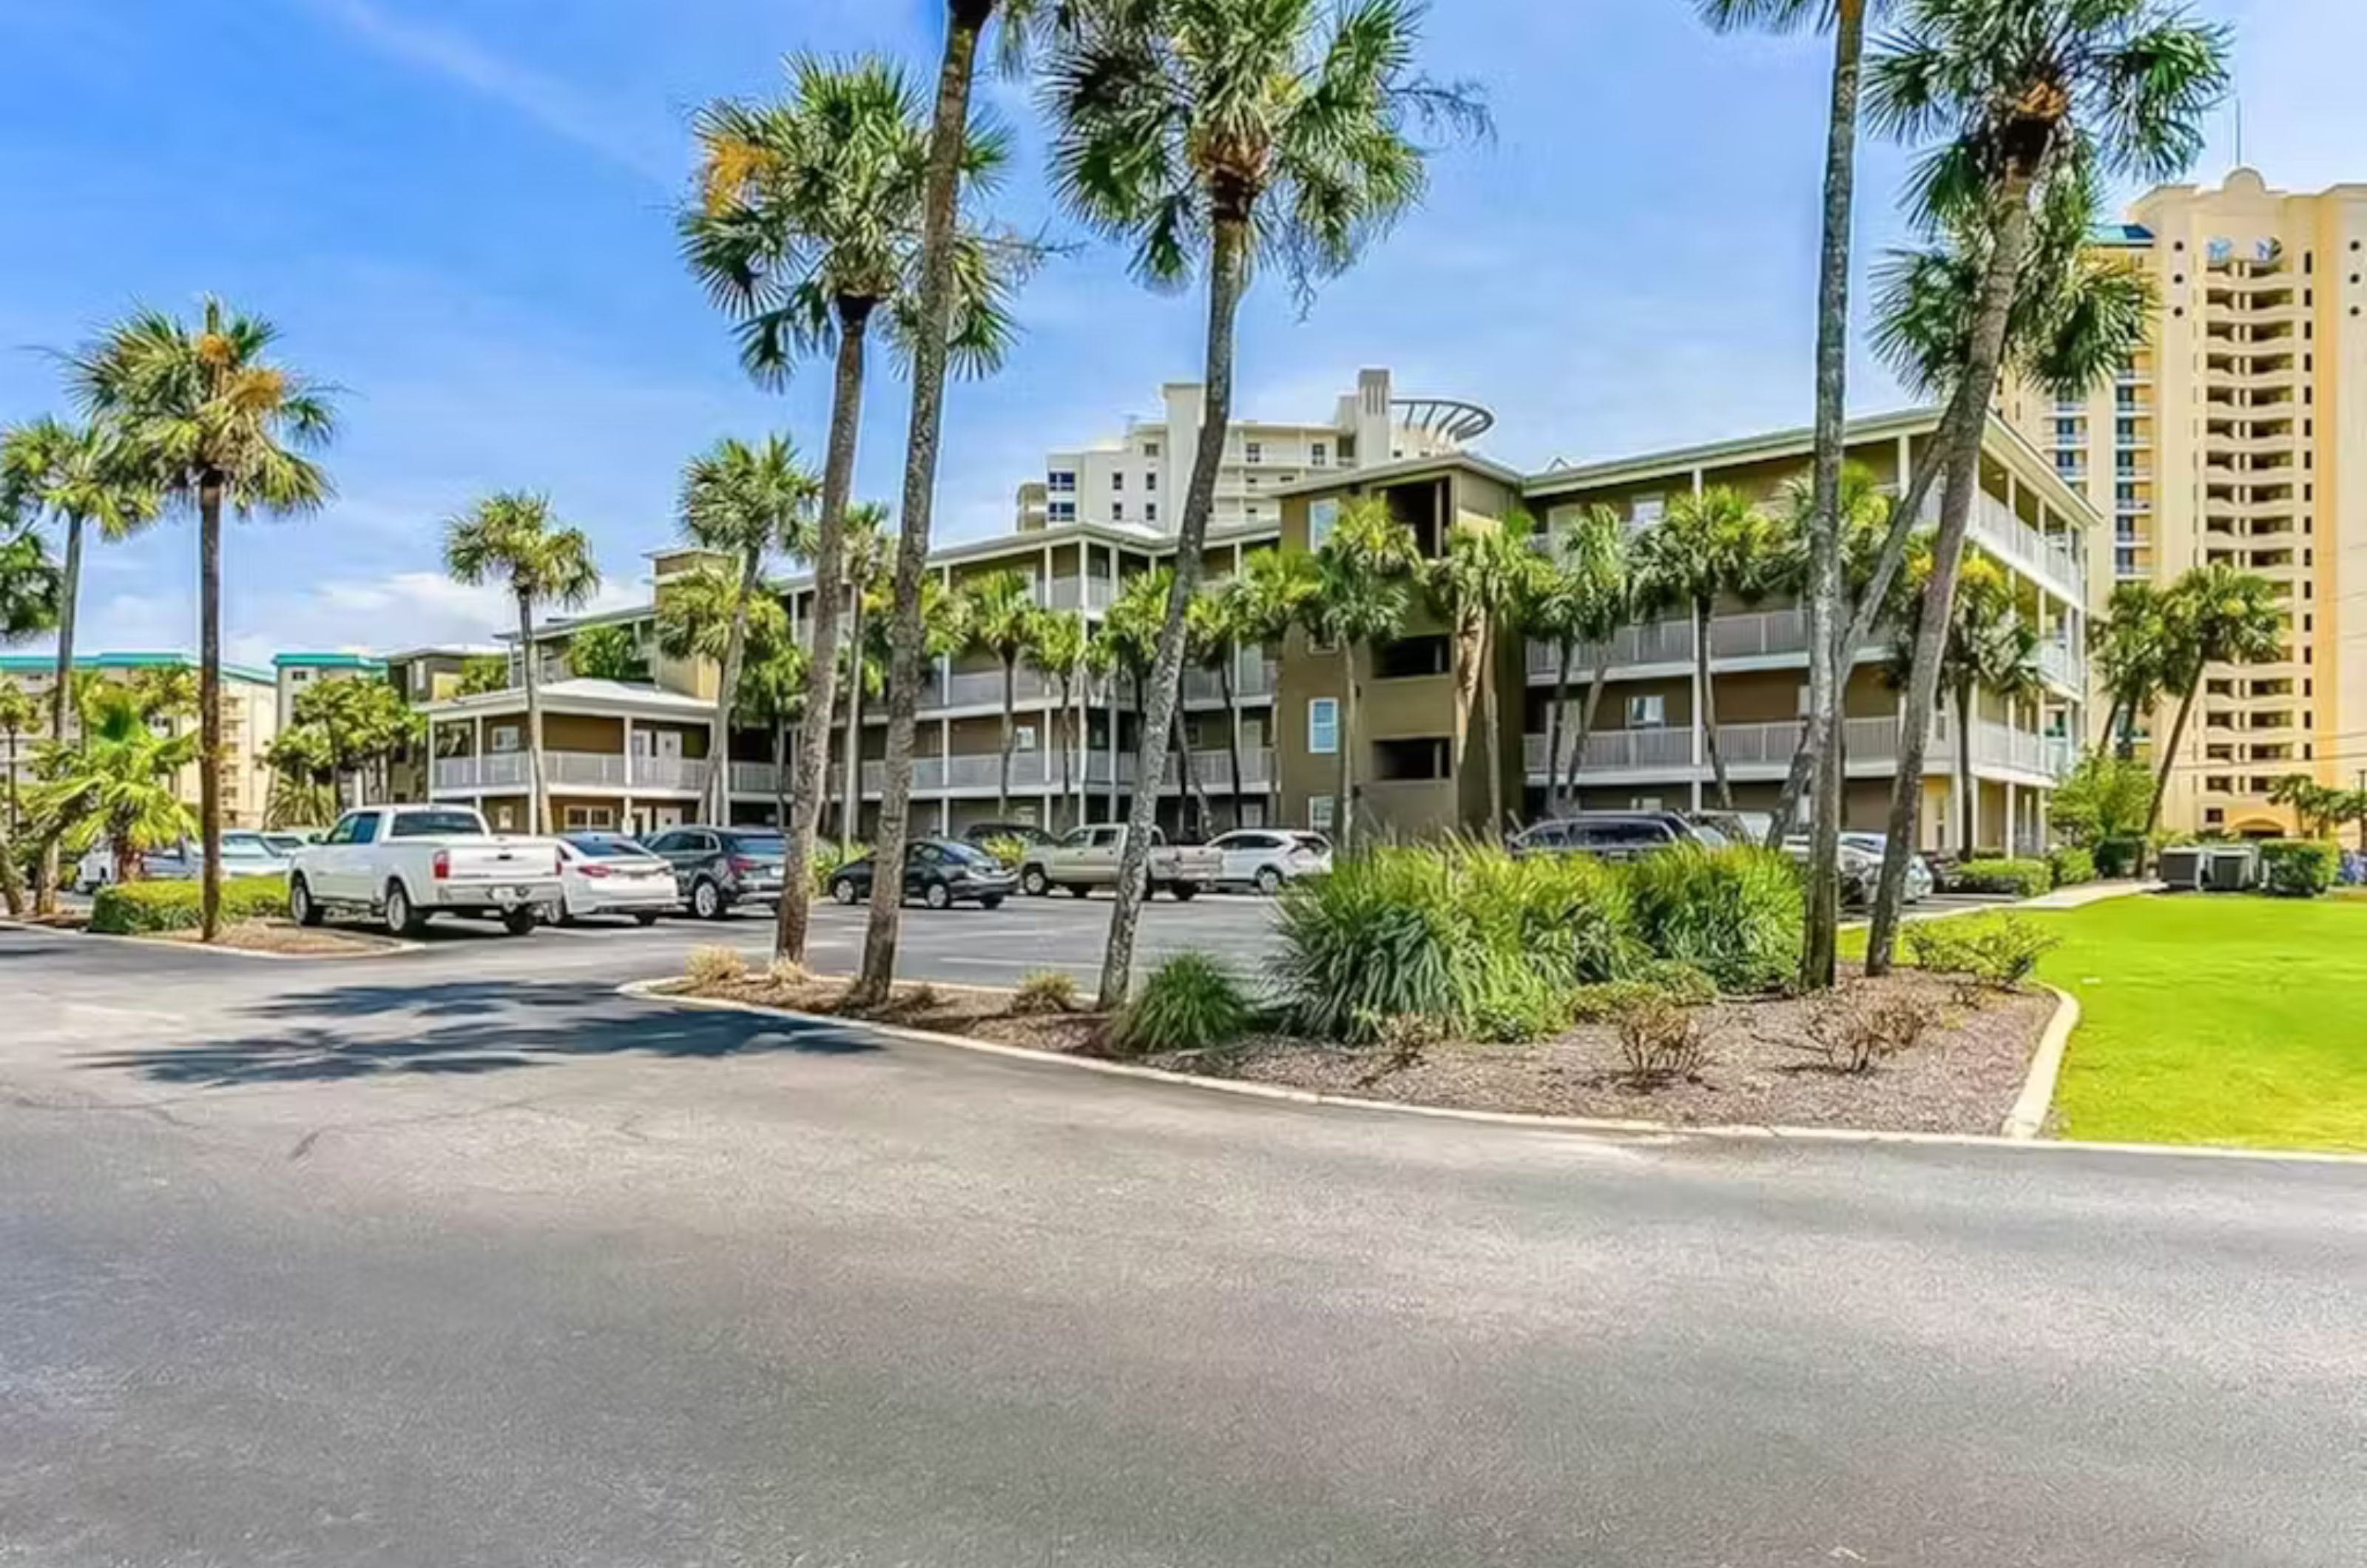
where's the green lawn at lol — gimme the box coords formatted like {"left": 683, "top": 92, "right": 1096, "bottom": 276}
{"left": 2033, "top": 896, "right": 2367, "bottom": 1151}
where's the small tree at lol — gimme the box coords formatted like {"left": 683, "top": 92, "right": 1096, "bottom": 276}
{"left": 1520, "top": 504, "right": 1630, "bottom": 820}
{"left": 0, "top": 675, "right": 38, "bottom": 839}
{"left": 567, "top": 624, "right": 650, "bottom": 684}
{"left": 2091, "top": 581, "right": 2172, "bottom": 760}
{"left": 959, "top": 570, "right": 1044, "bottom": 818}
{"left": 1429, "top": 517, "right": 1531, "bottom": 834}
{"left": 41, "top": 684, "right": 198, "bottom": 885}
{"left": 2051, "top": 751, "right": 2152, "bottom": 850}
{"left": 456, "top": 655, "right": 508, "bottom": 697}
{"left": 1304, "top": 499, "right": 1419, "bottom": 851}
{"left": 1633, "top": 486, "right": 1786, "bottom": 811}
{"left": 1229, "top": 548, "right": 1317, "bottom": 826}
{"left": 2143, "top": 562, "right": 2284, "bottom": 839}
{"left": 1029, "top": 610, "right": 1090, "bottom": 831}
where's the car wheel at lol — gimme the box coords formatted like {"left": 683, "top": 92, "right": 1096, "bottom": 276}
{"left": 831, "top": 877, "right": 859, "bottom": 906}
{"left": 1169, "top": 882, "right": 1200, "bottom": 903}
{"left": 979, "top": 893, "right": 1004, "bottom": 911}
{"left": 1022, "top": 866, "right": 1050, "bottom": 897}
{"left": 1255, "top": 866, "right": 1283, "bottom": 896}
{"left": 691, "top": 879, "right": 726, "bottom": 920}
{"left": 925, "top": 881, "right": 953, "bottom": 910}
{"left": 501, "top": 907, "right": 538, "bottom": 936}
{"left": 289, "top": 876, "right": 323, "bottom": 927}
{"left": 383, "top": 882, "right": 424, "bottom": 938}
{"left": 633, "top": 912, "right": 661, "bottom": 927}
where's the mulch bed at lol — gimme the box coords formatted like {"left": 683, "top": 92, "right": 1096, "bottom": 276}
{"left": 670, "top": 963, "right": 2053, "bottom": 1136}
{"left": 148, "top": 919, "right": 408, "bottom": 957}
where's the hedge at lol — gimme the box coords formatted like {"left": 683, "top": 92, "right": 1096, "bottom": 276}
{"left": 2045, "top": 846, "right": 2096, "bottom": 888}
{"left": 1951, "top": 858, "right": 2053, "bottom": 899}
{"left": 90, "top": 874, "right": 291, "bottom": 934}
{"left": 2090, "top": 836, "right": 2144, "bottom": 879}
{"left": 2259, "top": 839, "right": 2340, "bottom": 899}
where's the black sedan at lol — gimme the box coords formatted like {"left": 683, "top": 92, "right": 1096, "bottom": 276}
{"left": 828, "top": 837, "right": 1017, "bottom": 910}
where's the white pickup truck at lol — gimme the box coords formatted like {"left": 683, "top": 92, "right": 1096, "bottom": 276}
{"left": 287, "top": 804, "right": 564, "bottom": 937}
{"left": 1016, "top": 823, "right": 1221, "bottom": 901}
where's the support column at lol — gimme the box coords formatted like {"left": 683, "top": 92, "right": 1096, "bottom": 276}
{"left": 1690, "top": 465, "right": 1706, "bottom": 812}
{"left": 2006, "top": 778, "right": 2019, "bottom": 859}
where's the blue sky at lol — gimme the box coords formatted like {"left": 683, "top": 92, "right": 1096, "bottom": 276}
{"left": 0, "top": 0, "right": 2355, "bottom": 665}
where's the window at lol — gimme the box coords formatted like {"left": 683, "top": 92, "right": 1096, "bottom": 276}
{"left": 563, "top": 805, "right": 615, "bottom": 830}
{"left": 388, "top": 809, "right": 486, "bottom": 839}
{"left": 1111, "top": 503, "right": 1124, "bottom": 523}
{"left": 1048, "top": 501, "right": 1076, "bottom": 523}
{"left": 1142, "top": 442, "right": 1160, "bottom": 459}
{"left": 324, "top": 812, "right": 367, "bottom": 846}
{"left": 1048, "top": 470, "right": 1076, "bottom": 493}
{"left": 1308, "top": 697, "right": 1339, "bottom": 754}
{"left": 1144, "top": 501, "right": 1158, "bottom": 524}
{"left": 1245, "top": 440, "right": 1263, "bottom": 464}
{"left": 1310, "top": 442, "right": 1327, "bottom": 467}
{"left": 490, "top": 723, "right": 521, "bottom": 754}
{"left": 644, "top": 831, "right": 686, "bottom": 854}
{"left": 1015, "top": 724, "right": 1039, "bottom": 752}
{"left": 290, "top": 669, "right": 311, "bottom": 684}
{"left": 1111, "top": 471, "right": 1124, "bottom": 490}
{"left": 1308, "top": 794, "right": 1335, "bottom": 831}
{"left": 1308, "top": 498, "right": 1340, "bottom": 550}
{"left": 1630, "top": 494, "right": 1665, "bottom": 527}
{"left": 1627, "top": 694, "right": 1667, "bottom": 729}
{"left": 1375, "top": 635, "right": 1451, "bottom": 680}
{"left": 1374, "top": 737, "right": 1449, "bottom": 781}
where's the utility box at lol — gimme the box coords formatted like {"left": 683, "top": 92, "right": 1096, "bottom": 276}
{"left": 2158, "top": 846, "right": 2206, "bottom": 891}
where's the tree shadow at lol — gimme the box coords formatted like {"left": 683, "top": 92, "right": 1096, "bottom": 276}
{"left": 78, "top": 977, "right": 882, "bottom": 1088}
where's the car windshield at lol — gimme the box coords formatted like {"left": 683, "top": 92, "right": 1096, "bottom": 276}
{"left": 387, "top": 811, "right": 487, "bottom": 839}
{"left": 723, "top": 834, "right": 785, "bottom": 858}
{"left": 567, "top": 836, "right": 649, "bottom": 858}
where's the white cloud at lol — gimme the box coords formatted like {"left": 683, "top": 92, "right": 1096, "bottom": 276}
{"left": 291, "top": 0, "right": 679, "bottom": 186}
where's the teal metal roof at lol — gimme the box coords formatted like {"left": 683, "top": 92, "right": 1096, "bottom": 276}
{"left": 271, "top": 652, "right": 386, "bottom": 671}
{"left": 0, "top": 651, "right": 277, "bottom": 686}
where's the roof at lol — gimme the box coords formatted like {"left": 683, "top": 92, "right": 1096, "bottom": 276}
{"left": 2094, "top": 222, "right": 2154, "bottom": 247}
{"left": 1269, "top": 449, "right": 1528, "bottom": 499}
{"left": 271, "top": 652, "right": 386, "bottom": 671}
{"left": 419, "top": 676, "right": 715, "bottom": 720}
{"left": 0, "top": 650, "right": 276, "bottom": 686}
{"left": 381, "top": 644, "right": 502, "bottom": 662}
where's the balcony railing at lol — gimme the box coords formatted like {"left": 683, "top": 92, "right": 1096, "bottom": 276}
{"left": 1044, "top": 577, "right": 1116, "bottom": 613}
{"left": 851, "top": 746, "right": 1277, "bottom": 797}
{"left": 432, "top": 751, "right": 709, "bottom": 794}
{"left": 1520, "top": 714, "right": 2072, "bottom": 782}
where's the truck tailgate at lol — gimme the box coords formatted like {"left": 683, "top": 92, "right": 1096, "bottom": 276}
{"left": 442, "top": 839, "right": 556, "bottom": 884}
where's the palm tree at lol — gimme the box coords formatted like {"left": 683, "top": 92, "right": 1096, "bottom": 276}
{"left": 1188, "top": 587, "right": 1245, "bottom": 832}
{"left": 41, "top": 683, "right": 199, "bottom": 886}
{"left": 1632, "top": 487, "right": 1786, "bottom": 811}
{"left": 1522, "top": 504, "right": 1630, "bottom": 819}
{"left": 1045, "top": 0, "right": 1488, "bottom": 1010}
{"left": 1858, "top": 0, "right": 2228, "bottom": 971}
{"left": 1698, "top": 0, "right": 1891, "bottom": 992}
{"left": 66, "top": 298, "right": 336, "bottom": 942}
{"left": 1889, "top": 555, "right": 2037, "bottom": 854}
{"left": 443, "top": 493, "right": 601, "bottom": 838}
{"left": 1104, "top": 567, "right": 1175, "bottom": 822}
{"left": 2091, "top": 581, "right": 2171, "bottom": 760}
{"left": 1305, "top": 498, "right": 1420, "bottom": 854}
{"left": 687, "top": 53, "right": 1023, "bottom": 969}
{"left": 2144, "top": 563, "right": 2283, "bottom": 839}
{"left": 678, "top": 433, "right": 817, "bottom": 821}
{"left": 566, "top": 624, "right": 650, "bottom": 684}
{"left": 1429, "top": 517, "right": 1532, "bottom": 834}
{"left": 1028, "top": 609, "right": 1090, "bottom": 831}
{"left": 1229, "top": 547, "right": 1318, "bottom": 826}
{"left": 0, "top": 522, "right": 59, "bottom": 646}
{"left": 736, "top": 624, "right": 811, "bottom": 836}
{"left": 833, "top": 503, "right": 891, "bottom": 852}
{"left": 1766, "top": 461, "right": 1895, "bottom": 834}
{"left": 0, "top": 674, "right": 36, "bottom": 837}
{"left": 959, "top": 570, "right": 1044, "bottom": 817}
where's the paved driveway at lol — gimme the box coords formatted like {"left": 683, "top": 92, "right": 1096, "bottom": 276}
{"left": 4, "top": 925, "right": 2364, "bottom": 1567}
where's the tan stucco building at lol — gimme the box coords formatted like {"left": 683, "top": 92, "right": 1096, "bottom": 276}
{"left": 2000, "top": 169, "right": 2367, "bottom": 834}
{"left": 0, "top": 652, "right": 280, "bottom": 830}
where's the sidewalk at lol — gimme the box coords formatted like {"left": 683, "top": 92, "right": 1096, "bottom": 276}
{"left": 2017, "top": 879, "right": 2160, "bottom": 911}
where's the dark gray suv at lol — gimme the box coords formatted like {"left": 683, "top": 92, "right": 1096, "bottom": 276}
{"left": 643, "top": 826, "right": 787, "bottom": 919}
{"left": 1509, "top": 811, "right": 1716, "bottom": 863}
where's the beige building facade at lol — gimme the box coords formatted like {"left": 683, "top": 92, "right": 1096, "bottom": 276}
{"left": 2001, "top": 169, "right": 2367, "bottom": 834}
{"left": 0, "top": 652, "right": 280, "bottom": 830}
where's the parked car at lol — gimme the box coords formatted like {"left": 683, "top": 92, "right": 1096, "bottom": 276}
{"left": 288, "top": 804, "right": 562, "bottom": 936}
{"left": 1203, "top": 829, "right": 1332, "bottom": 894}
{"left": 73, "top": 844, "right": 118, "bottom": 893}
{"left": 141, "top": 831, "right": 291, "bottom": 882}
{"left": 643, "top": 825, "right": 787, "bottom": 919}
{"left": 261, "top": 830, "right": 322, "bottom": 856}
{"left": 1686, "top": 810, "right": 1774, "bottom": 849}
{"left": 1017, "top": 823, "right": 1220, "bottom": 899}
{"left": 1780, "top": 834, "right": 1934, "bottom": 906}
{"left": 1510, "top": 812, "right": 1715, "bottom": 862}
{"left": 541, "top": 833, "right": 678, "bottom": 925}
{"left": 829, "top": 837, "right": 1016, "bottom": 910}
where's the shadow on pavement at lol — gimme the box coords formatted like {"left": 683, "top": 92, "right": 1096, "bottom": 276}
{"left": 78, "top": 977, "right": 883, "bottom": 1087}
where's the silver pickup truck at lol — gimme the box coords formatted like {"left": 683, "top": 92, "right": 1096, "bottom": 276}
{"left": 1017, "top": 824, "right": 1220, "bottom": 901}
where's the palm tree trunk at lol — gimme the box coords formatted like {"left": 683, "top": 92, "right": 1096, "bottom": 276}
{"left": 999, "top": 655, "right": 1016, "bottom": 816}
{"left": 1220, "top": 656, "right": 1244, "bottom": 831}
{"left": 1546, "top": 644, "right": 1571, "bottom": 817}
{"left": 1095, "top": 206, "right": 1246, "bottom": 1011}
{"left": 36, "top": 516, "right": 85, "bottom": 916}
{"left": 1570, "top": 646, "right": 1613, "bottom": 811}
{"left": 772, "top": 717, "right": 788, "bottom": 835}
{"left": 1868, "top": 178, "right": 2039, "bottom": 974}
{"left": 1696, "top": 602, "right": 1732, "bottom": 811}
{"left": 518, "top": 589, "right": 548, "bottom": 839}
{"left": 854, "top": 4, "right": 987, "bottom": 1008}
{"left": 4, "top": 721, "right": 16, "bottom": 837}
{"left": 708, "top": 543, "right": 757, "bottom": 824}
{"left": 1057, "top": 675, "right": 1075, "bottom": 831}
{"left": 782, "top": 297, "right": 873, "bottom": 965}
{"left": 1340, "top": 658, "right": 1360, "bottom": 852}
{"left": 1481, "top": 625, "right": 1504, "bottom": 834}
{"left": 1796, "top": 0, "right": 1867, "bottom": 991}
{"left": 840, "top": 592, "right": 866, "bottom": 853}
{"left": 2142, "top": 678, "right": 2202, "bottom": 839}
{"left": 1956, "top": 677, "right": 1977, "bottom": 855}
{"left": 197, "top": 478, "right": 224, "bottom": 942}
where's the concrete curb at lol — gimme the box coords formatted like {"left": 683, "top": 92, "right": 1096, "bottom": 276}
{"left": 0, "top": 916, "right": 425, "bottom": 961}
{"left": 615, "top": 979, "right": 2367, "bottom": 1169}
{"left": 2002, "top": 985, "right": 2080, "bottom": 1140}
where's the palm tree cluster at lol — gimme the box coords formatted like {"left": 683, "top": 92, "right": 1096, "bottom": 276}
{"left": 2268, "top": 775, "right": 2366, "bottom": 850}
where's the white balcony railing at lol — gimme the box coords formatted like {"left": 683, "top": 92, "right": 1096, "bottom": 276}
{"left": 854, "top": 746, "right": 1275, "bottom": 797}
{"left": 1522, "top": 714, "right": 2070, "bottom": 783}
{"left": 430, "top": 750, "right": 706, "bottom": 794}
{"left": 1044, "top": 577, "right": 1116, "bottom": 613}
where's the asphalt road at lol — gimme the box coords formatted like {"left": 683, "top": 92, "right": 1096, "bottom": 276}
{"left": 5, "top": 923, "right": 2365, "bottom": 1567}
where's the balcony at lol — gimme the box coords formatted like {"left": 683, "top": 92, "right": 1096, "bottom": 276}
{"left": 852, "top": 746, "right": 1276, "bottom": 797}
{"left": 2037, "top": 640, "right": 2087, "bottom": 695}
{"left": 1183, "top": 654, "right": 1279, "bottom": 706}
{"left": 432, "top": 751, "right": 709, "bottom": 794}
{"left": 1959, "top": 492, "right": 2087, "bottom": 604}
{"left": 1043, "top": 577, "right": 1115, "bottom": 614}
{"left": 1520, "top": 714, "right": 2073, "bottom": 784}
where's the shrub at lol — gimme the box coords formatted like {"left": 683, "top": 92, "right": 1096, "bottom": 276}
{"left": 1112, "top": 952, "right": 1253, "bottom": 1058}
{"left": 810, "top": 840, "right": 865, "bottom": 892}
{"left": 2091, "top": 836, "right": 2144, "bottom": 879}
{"left": 1270, "top": 848, "right": 1467, "bottom": 1043}
{"left": 1567, "top": 962, "right": 1718, "bottom": 1023}
{"left": 685, "top": 945, "right": 746, "bottom": 986}
{"left": 1610, "top": 992, "right": 1709, "bottom": 1083}
{"left": 978, "top": 834, "right": 1027, "bottom": 871}
{"left": 1904, "top": 914, "right": 2057, "bottom": 991}
{"left": 1798, "top": 987, "right": 1941, "bottom": 1074}
{"left": 90, "top": 874, "right": 288, "bottom": 935}
{"left": 1623, "top": 845, "right": 1803, "bottom": 993}
{"left": 1951, "top": 858, "right": 2053, "bottom": 899}
{"left": 2260, "top": 839, "right": 2340, "bottom": 899}
{"left": 2045, "top": 846, "right": 2096, "bottom": 888}
{"left": 766, "top": 957, "right": 813, "bottom": 987}
{"left": 1011, "top": 968, "right": 1080, "bottom": 1016}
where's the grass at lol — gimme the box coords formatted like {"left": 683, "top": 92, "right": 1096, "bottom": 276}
{"left": 1856, "top": 895, "right": 2367, "bottom": 1152}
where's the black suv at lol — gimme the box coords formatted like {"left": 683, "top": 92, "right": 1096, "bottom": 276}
{"left": 643, "top": 825, "right": 788, "bottom": 919}
{"left": 1510, "top": 811, "right": 1713, "bottom": 862}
